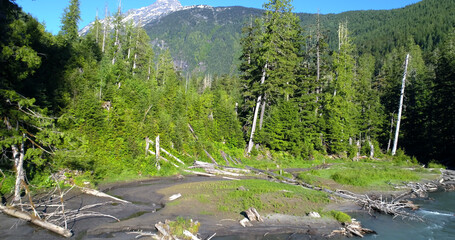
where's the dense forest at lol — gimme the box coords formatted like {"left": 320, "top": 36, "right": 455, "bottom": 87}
{"left": 0, "top": 0, "right": 454, "bottom": 193}
{"left": 145, "top": 0, "right": 455, "bottom": 74}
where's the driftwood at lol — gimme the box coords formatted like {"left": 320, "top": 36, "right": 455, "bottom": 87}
{"left": 0, "top": 204, "right": 73, "bottom": 238}
{"left": 155, "top": 221, "right": 171, "bottom": 237}
{"left": 169, "top": 193, "right": 181, "bottom": 201}
{"left": 220, "top": 150, "right": 230, "bottom": 165}
{"left": 183, "top": 169, "right": 216, "bottom": 177}
{"left": 206, "top": 233, "right": 217, "bottom": 240}
{"left": 239, "top": 207, "right": 263, "bottom": 227}
{"left": 329, "top": 219, "right": 376, "bottom": 238}
{"left": 245, "top": 207, "right": 264, "bottom": 222}
{"left": 191, "top": 161, "right": 247, "bottom": 177}
{"left": 183, "top": 230, "right": 201, "bottom": 240}
{"left": 440, "top": 169, "right": 455, "bottom": 190}
{"left": 127, "top": 230, "right": 159, "bottom": 239}
{"left": 203, "top": 149, "right": 219, "bottom": 165}
{"left": 160, "top": 147, "right": 185, "bottom": 165}
{"left": 80, "top": 187, "right": 130, "bottom": 204}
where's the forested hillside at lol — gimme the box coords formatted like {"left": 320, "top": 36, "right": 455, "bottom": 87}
{"left": 1, "top": 0, "right": 454, "bottom": 198}
{"left": 145, "top": 0, "right": 455, "bottom": 74}
{"left": 145, "top": 6, "right": 263, "bottom": 74}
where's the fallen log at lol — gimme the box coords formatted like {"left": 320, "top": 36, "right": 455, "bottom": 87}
{"left": 0, "top": 204, "right": 73, "bottom": 238}
{"left": 245, "top": 207, "right": 264, "bottom": 222}
{"left": 183, "top": 229, "right": 201, "bottom": 240}
{"left": 80, "top": 187, "right": 130, "bottom": 204}
{"left": 155, "top": 222, "right": 171, "bottom": 238}
{"left": 203, "top": 149, "right": 219, "bottom": 165}
{"left": 183, "top": 169, "right": 216, "bottom": 177}
{"left": 161, "top": 147, "right": 185, "bottom": 165}
{"left": 220, "top": 150, "right": 231, "bottom": 166}
{"left": 239, "top": 218, "right": 253, "bottom": 227}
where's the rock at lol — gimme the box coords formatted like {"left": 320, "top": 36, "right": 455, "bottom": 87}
{"left": 308, "top": 212, "right": 321, "bottom": 218}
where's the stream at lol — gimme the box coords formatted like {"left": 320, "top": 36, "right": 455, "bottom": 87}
{"left": 349, "top": 191, "right": 455, "bottom": 240}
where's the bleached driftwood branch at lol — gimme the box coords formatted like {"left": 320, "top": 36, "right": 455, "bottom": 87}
{"left": 0, "top": 204, "right": 73, "bottom": 238}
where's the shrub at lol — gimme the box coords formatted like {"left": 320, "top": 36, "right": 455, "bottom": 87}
{"left": 330, "top": 210, "right": 352, "bottom": 223}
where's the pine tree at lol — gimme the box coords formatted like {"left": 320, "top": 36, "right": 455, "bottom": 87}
{"left": 323, "top": 22, "right": 359, "bottom": 155}
{"left": 240, "top": 0, "right": 303, "bottom": 154}
{"left": 60, "top": 0, "right": 81, "bottom": 42}
{"left": 431, "top": 28, "right": 455, "bottom": 162}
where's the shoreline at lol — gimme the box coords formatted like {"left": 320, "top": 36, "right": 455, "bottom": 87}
{"left": 0, "top": 168, "right": 453, "bottom": 239}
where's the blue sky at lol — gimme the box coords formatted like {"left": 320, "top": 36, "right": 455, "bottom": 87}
{"left": 15, "top": 0, "right": 420, "bottom": 35}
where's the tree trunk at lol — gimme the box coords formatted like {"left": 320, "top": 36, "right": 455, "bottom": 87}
{"left": 0, "top": 205, "right": 73, "bottom": 238}
{"left": 387, "top": 115, "right": 394, "bottom": 152}
{"left": 155, "top": 135, "right": 160, "bottom": 162}
{"left": 102, "top": 6, "right": 108, "bottom": 53}
{"left": 246, "top": 63, "right": 267, "bottom": 154}
{"left": 247, "top": 95, "right": 262, "bottom": 154}
{"left": 259, "top": 95, "right": 266, "bottom": 130}
{"left": 13, "top": 137, "right": 25, "bottom": 203}
{"left": 392, "top": 53, "right": 410, "bottom": 156}
{"left": 369, "top": 141, "right": 374, "bottom": 158}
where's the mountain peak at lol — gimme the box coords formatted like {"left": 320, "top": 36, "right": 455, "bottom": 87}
{"left": 154, "top": 0, "right": 182, "bottom": 6}
{"left": 79, "top": 0, "right": 184, "bottom": 35}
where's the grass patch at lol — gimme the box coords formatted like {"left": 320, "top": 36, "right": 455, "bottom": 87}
{"left": 428, "top": 161, "right": 446, "bottom": 169}
{"left": 328, "top": 163, "right": 420, "bottom": 187}
{"left": 199, "top": 210, "right": 213, "bottom": 215}
{"left": 168, "top": 217, "right": 200, "bottom": 239}
{"left": 192, "top": 179, "right": 330, "bottom": 215}
{"left": 299, "top": 161, "right": 421, "bottom": 188}
{"left": 167, "top": 200, "right": 181, "bottom": 207}
{"left": 327, "top": 210, "right": 352, "bottom": 223}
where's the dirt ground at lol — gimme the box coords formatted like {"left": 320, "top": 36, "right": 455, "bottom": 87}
{"left": 0, "top": 175, "right": 344, "bottom": 240}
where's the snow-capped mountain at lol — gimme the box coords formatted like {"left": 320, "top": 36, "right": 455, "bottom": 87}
{"left": 79, "top": 0, "right": 183, "bottom": 35}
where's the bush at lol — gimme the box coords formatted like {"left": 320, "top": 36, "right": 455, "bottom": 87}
{"left": 330, "top": 210, "right": 352, "bottom": 223}
{"left": 428, "top": 160, "right": 446, "bottom": 169}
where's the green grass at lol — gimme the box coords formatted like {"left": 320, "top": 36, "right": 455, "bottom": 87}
{"left": 297, "top": 161, "right": 422, "bottom": 187}
{"left": 168, "top": 217, "right": 200, "bottom": 239}
{"left": 192, "top": 179, "right": 330, "bottom": 214}
{"left": 327, "top": 210, "right": 352, "bottom": 223}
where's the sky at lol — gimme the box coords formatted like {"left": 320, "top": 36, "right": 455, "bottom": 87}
{"left": 15, "top": 0, "right": 421, "bottom": 35}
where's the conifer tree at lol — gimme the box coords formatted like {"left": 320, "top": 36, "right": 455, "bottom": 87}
{"left": 241, "top": 0, "right": 303, "bottom": 154}
{"left": 323, "top": 22, "right": 359, "bottom": 155}
{"left": 60, "top": 0, "right": 81, "bottom": 42}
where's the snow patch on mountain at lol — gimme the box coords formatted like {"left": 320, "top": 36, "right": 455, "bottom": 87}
{"left": 79, "top": 0, "right": 183, "bottom": 35}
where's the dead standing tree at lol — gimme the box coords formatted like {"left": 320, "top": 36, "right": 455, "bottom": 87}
{"left": 392, "top": 53, "right": 410, "bottom": 156}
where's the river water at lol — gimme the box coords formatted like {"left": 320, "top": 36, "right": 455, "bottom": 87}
{"left": 350, "top": 191, "right": 455, "bottom": 240}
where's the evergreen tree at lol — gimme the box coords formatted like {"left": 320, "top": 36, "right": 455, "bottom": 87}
{"left": 60, "top": 0, "right": 81, "bottom": 42}
{"left": 431, "top": 28, "right": 455, "bottom": 163}
{"left": 323, "top": 22, "right": 359, "bottom": 155}
{"left": 240, "top": 0, "right": 303, "bottom": 154}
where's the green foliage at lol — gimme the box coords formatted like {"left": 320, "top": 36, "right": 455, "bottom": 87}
{"left": 167, "top": 217, "right": 201, "bottom": 239}
{"left": 59, "top": 0, "right": 81, "bottom": 42}
{"left": 328, "top": 210, "right": 352, "bottom": 223}
{"left": 427, "top": 161, "right": 446, "bottom": 169}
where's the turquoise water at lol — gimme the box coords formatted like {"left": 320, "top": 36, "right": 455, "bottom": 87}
{"left": 350, "top": 191, "right": 455, "bottom": 240}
